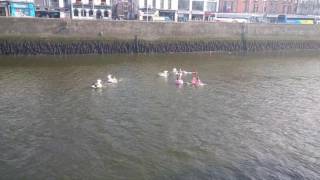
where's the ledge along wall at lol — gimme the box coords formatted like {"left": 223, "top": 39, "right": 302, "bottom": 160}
{"left": 1, "top": 17, "right": 320, "bottom": 55}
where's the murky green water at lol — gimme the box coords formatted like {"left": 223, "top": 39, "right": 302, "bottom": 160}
{"left": 0, "top": 52, "right": 320, "bottom": 179}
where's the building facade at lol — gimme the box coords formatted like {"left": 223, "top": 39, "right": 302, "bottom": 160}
{"left": 138, "top": 0, "right": 178, "bottom": 21}
{"left": 71, "top": 0, "right": 112, "bottom": 19}
{"left": 297, "top": 0, "right": 320, "bottom": 15}
{"left": 218, "top": 0, "right": 237, "bottom": 12}
{"left": 112, "top": 0, "right": 137, "bottom": 20}
{"left": 219, "top": 0, "right": 298, "bottom": 14}
{"left": 138, "top": 0, "right": 219, "bottom": 22}
{"left": 34, "top": 0, "right": 69, "bottom": 18}
{"left": 254, "top": 0, "right": 297, "bottom": 14}
{"left": 177, "top": 0, "right": 220, "bottom": 21}
{"left": 34, "top": 0, "right": 68, "bottom": 10}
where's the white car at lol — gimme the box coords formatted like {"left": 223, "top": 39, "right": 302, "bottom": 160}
{"left": 214, "top": 17, "right": 249, "bottom": 23}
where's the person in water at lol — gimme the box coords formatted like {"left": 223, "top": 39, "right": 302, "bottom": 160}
{"left": 176, "top": 72, "right": 181, "bottom": 80}
{"left": 196, "top": 75, "right": 202, "bottom": 85}
{"left": 176, "top": 71, "right": 184, "bottom": 85}
{"left": 191, "top": 72, "right": 198, "bottom": 85}
{"left": 191, "top": 72, "right": 204, "bottom": 86}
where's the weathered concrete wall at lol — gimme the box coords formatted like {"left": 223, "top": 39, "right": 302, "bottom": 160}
{"left": 0, "top": 17, "right": 242, "bottom": 40}
{"left": 1, "top": 17, "right": 320, "bottom": 55}
{"left": 1, "top": 17, "right": 320, "bottom": 41}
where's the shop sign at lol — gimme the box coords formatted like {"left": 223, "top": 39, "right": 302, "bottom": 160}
{"left": 11, "top": 3, "right": 28, "bottom": 8}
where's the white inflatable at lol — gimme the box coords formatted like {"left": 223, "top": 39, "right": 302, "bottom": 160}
{"left": 107, "top": 74, "right": 118, "bottom": 84}
{"left": 92, "top": 79, "right": 103, "bottom": 89}
{"left": 158, "top": 70, "right": 169, "bottom": 77}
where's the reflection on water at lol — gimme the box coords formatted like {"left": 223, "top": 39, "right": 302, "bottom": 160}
{"left": 0, "top": 51, "right": 320, "bottom": 179}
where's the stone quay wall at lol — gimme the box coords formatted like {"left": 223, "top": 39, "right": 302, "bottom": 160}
{"left": 1, "top": 17, "right": 320, "bottom": 55}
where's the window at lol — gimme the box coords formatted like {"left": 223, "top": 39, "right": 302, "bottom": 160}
{"left": 0, "top": 7, "right": 6, "bottom": 16}
{"left": 96, "top": 10, "right": 102, "bottom": 18}
{"left": 104, "top": 10, "right": 109, "bottom": 17}
{"left": 101, "top": 0, "right": 106, "bottom": 4}
{"left": 282, "top": 5, "right": 286, "bottom": 13}
{"left": 223, "top": 1, "right": 233, "bottom": 12}
{"left": 253, "top": 4, "right": 258, "bottom": 12}
{"left": 81, "top": 9, "right": 86, "bottom": 16}
{"left": 207, "top": 2, "right": 216, "bottom": 12}
{"left": 74, "top": 9, "right": 79, "bottom": 16}
{"left": 89, "top": 9, "right": 93, "bottom": 16}
{"left": 153, "top": 0, "right": 156, "bottom": 8}
{"left": 64, "top": 0, "right": 68, "bottom": 6}
{"left": 168, "top": 0, "right": 171, "bottom": 9}
{"left": 161, "top": 0, "right": 164, "bottom": 9}
{"left": 178, "top": 0, "right": 189, "bottom": 10}
{"left": 144, "top": 0, "right": 147, "bottom": 8}
{"left": 287, "top": 6, "right": 291, "bottom": 14}
{"left": 192, "top": 1, "right": 204, "bottom": 11}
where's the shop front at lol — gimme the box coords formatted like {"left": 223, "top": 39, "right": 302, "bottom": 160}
{"left": 204, "top": 11, "right": 215, "bottom": 21}
{"left": 9, "top": 2, "right": 35, "bottom": 17}
{"left": 191, "top": 11, "right": 204, "bottom": 21}
{"left": 0, "top": 1, "right": 9, "bottom": 16}
{"left": 178, "top": 13, "right": 188, "bottom": 22}
{"left": 158, "top": 9, "right": 176, "bottom": 21}
{"left": 138, "top": 8, "right": 156, "bottom": 21}
{"left": 36, "top": 9, "right": 61, "bottom": 18}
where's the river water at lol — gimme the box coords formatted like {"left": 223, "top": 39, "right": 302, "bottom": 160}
{"left": 0, "top": 52, "right": 319, "bottom": 180}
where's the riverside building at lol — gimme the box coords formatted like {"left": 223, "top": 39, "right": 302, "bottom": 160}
{"left": 218, "top": 0, "right": 298, "bottom": 14}
{"left": 0, "top": 0, "right": 35, "bottom": 17}
{"left": 112, "top": 0, "right": 137, "bottom": 20}
{"left": 178, "top": 0, "right": 219, "bottom": 21}
{"left": 33, "top": 0, "right": 70, "bottom": 18}
{"left": 71, "top": 0, "right": 112, "bottom": 19}
{"left": 138, "top": 0, "right": 219, "bottom": 22}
